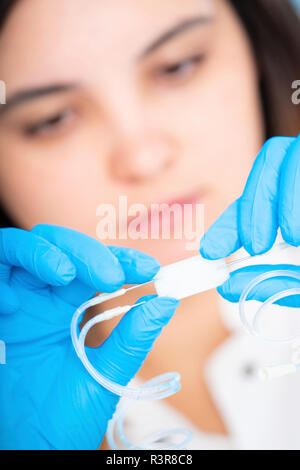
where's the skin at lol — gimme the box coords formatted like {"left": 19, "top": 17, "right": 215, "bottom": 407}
{"left": 0, "top": 0, "right": 265, "bottom": 435}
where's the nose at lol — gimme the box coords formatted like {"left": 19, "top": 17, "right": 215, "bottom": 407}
{"left": 110, "top": 132, "right": 178, "bottom": 184}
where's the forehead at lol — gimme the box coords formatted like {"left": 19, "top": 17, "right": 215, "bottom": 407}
{"left": 0, "top": 0, "right": 214, "bottom": 91}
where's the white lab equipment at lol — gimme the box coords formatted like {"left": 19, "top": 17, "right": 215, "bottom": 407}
{"left": 153, "top": 255, "right": 229, "bottom": 299}
{"left": 71, "top": 241, "right": 300, "bottom": 449}
{"left": 71, "top": 255, "right": 230, "bottom": 401}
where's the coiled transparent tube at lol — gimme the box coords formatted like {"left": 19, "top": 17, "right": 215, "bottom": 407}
{"left": 237, "top": 267, "right": 300, "bottom": 380}
{"left": 71, "top": 289, "right": 191, "bottom": 449}
{"left": 106, "top": 377, "right": 192, "bottom": 450}
{"left": 71, "top": 290, "right": 181, "bottom": 401}
{"left": 71, "top": 241, "right": 299, "bottom": 447}
{"left": 239, "top": 270, "right": 300, "bottom": 343}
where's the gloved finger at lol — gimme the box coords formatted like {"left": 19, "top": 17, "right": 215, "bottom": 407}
{"left": 218, "top": 264, "right": 300, "bottom": 307}
{"left": 200, "top": 200, "right": 241, "bottom": 260}
{"left": 108, "top": 246, "right": 160, "bottom": 284}
{"left": 0, "top": 228, "right": 76, "bottom": 287}
{"left": 53, "top": 244, "right": 161, "bottom": 308}
{"left": 52, "top": 278, "right": 97, "bottom": 308}
{"left": 279, "top": 134, "right": 300, "bottom": 246}
{"left": 239, "top": 137, "right": 294, "bottom": 256}
{"left": 31, "top": 225, "right": 125, "bottom": 293}
{"left": 0, "top": 281, "right": 20, "bottom": 314}
{"left": 87, "top": 296, "right": 180, "bottom": 386}
{"left": 10, "top": 267, "right": 56, "bottom": 291}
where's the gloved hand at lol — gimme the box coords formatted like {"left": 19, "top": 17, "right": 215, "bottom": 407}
{"left": 200, "top": 134, "right": 300, "bottom": 306}
{"left": 0, "top": 224, "right": 179, "bottom": 450}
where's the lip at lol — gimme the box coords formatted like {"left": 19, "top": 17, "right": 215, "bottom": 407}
{"left": 128, "top": 186, "right": 206, "bottom": 234}
{"left": 154, "top": 186, "right": 206, "bottom": 208}
{"left": 124, "top": 186, "right": 206, "bottom": 234}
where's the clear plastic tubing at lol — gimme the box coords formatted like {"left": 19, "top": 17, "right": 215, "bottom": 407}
{"left": 239, "top": 269, "right": 300, "bottom": 343}
{"left": 71, "top": 254, "right": 231, "bottom": 401}
{"left": 71, "top": 290, "right": 181, "bottom": 401}
{"left": 71, "top": 241, "right": 299, "bottom": 447}
{"left": 71, "top": 289, "right": 187, "bottom": 449}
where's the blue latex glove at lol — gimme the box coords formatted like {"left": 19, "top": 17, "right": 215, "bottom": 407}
{"left": 0, "top": 224, "right": 179, "bottom": 450}
{"left": 200, "top": 134, "right": 300, "bottom": 306}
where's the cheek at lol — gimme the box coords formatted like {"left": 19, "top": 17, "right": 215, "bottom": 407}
{"left": 0, "top": 137, "right": 113, "bottom": 234}
{"left": 187, "top": 98, "right": 263, "bottom": 227}
{"left": 157, "top": 63, "right": 264, "bottom": 227}
{"left": 200, "top": 75, "right": 264, "bottom": 225}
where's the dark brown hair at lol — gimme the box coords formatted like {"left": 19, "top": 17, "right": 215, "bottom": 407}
{"left": 231, "top": 0, "right": 300, "bottom": 137}
{"left": 0, "top": 0, "right": 300, "bottom": 228}
{"left": 0, "top": 0, "right": 18, "bottom": 29}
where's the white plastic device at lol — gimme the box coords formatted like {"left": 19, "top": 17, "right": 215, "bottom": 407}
{"left": 153, "top": 255, "right": 230, "bottom": 300}
{"left": 70, "top": 242, "right": 300, "bottom": 449}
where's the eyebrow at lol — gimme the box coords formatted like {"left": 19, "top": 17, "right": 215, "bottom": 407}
{"left": 0, "top": 16, "right": 213, "bottom": 116}
{"left": 138, "top": 15, "right": 214, "bottom": 60}
{"left": 0, "top": 83, "right": 78, "bottom": 117}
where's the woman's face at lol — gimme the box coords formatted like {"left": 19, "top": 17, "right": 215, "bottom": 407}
{"left": 0, "top": 0, "right": 264, "bottom": 263}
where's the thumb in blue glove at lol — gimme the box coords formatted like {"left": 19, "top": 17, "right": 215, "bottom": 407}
{"left": 200, "top": 135, "right": 300, "bottom": 307}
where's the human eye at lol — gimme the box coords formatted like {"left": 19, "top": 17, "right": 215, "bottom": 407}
{"left": 152, "top": 53, "right": 206, "bottom": 85}
{"left": 23, "top": 108, "right": 76, "bottom": 137}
